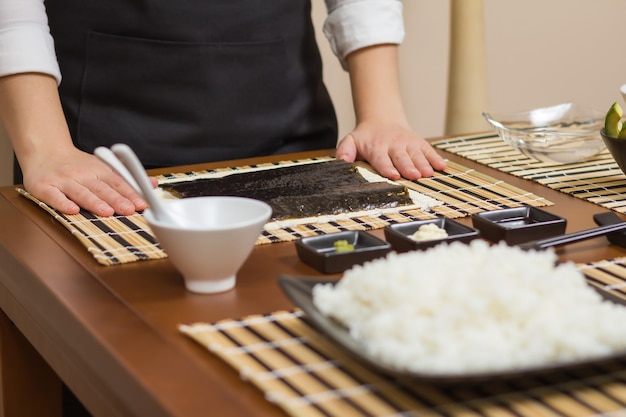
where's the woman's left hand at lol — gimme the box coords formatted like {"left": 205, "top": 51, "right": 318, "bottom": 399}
{"left": 335, "top": 120, "right": 447, "bottom": 180}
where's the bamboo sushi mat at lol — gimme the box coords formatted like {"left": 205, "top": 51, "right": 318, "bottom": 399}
{"left": 180, "top": 257, "right": 626, "bottom": 417}
{"left": 433, "top": 133, "right": 626, "bottom": 213}
{"left": 17, "top": 156, "right": 551, "bottom": 266}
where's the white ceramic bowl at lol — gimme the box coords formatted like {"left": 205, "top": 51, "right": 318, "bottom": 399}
{"left": 143, "top": 196, "right": 272, "bottom": 294}
{"left": 483, "top": 102, "right": 605, "bottom": 164}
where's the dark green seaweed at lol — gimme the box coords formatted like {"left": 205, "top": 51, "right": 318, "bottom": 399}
{"left": 160, "top": 160, "right": 414, "bottom": 220}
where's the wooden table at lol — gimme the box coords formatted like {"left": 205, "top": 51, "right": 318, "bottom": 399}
{"left": 0, "top": 147, "right": 625, "bottom": 417}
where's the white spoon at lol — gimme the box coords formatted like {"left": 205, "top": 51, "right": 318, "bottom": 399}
{"left": 94, "top": 146, "right": 142, "bottom": 194}
{"left": 94, "top": 144, "right": 188, "bottom": 226}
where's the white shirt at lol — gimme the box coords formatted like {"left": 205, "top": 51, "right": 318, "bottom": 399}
{"left": 0, "top": 0, "right": 404, "bottom": 84}
{"left": 323, "top": 0, "right": 404, "bottom": 70}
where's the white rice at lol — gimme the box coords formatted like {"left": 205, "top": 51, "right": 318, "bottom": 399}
{"left": 312, "top": 239, "right": 626, "bottom": 374}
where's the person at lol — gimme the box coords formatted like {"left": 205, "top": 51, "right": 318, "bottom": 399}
{"left": 0, "top": 0, "right": 446, "bottom": 218}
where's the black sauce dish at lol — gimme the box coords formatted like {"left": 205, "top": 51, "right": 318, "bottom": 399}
{"left": 295, "top": 230, "right": 391, "bottom": 274}
{"left": 471, "top": 206, "right": 567, "bottom": 245}
{"left": 384, "top": 218, "right": 479, "bottom": 253}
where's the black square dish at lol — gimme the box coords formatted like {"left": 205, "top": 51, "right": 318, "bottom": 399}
{"left": 384, "top": 218, "right": 479, "bottom": 252}
{"left": 471, "top": 207, "right": 567, "bottom": 245}
{"left": 295, "top": 231, "right": 391, "bottom": 274}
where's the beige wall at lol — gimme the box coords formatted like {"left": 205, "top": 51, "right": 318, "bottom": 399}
{"left": 1, "top": 0, "right": 624, "bottom": 186}
{"left": 314, "top": 0, "right": 626, "bottom": 140}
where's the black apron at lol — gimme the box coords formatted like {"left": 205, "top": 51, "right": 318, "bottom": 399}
{"left": 42, "top": 0, "right": 338, "bottom": 168}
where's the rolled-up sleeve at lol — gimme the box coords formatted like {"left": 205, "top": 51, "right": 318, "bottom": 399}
{"left": 323, "top": 0, "right": 405, "bottom": 70}
{"left": 0, "top": 0, "right": 61, "bottom": 83}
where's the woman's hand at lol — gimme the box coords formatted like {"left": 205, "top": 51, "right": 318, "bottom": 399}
{"left": 336, "top": 120, "right": 446, "bottom": 180}
{"left": 21, "top": 146, "right": 152, "bottom": 216}
{"left": 338, "top": 44, "right": 446, "bottom": 180}
{"left": 0, "top": 73, "right": 152, "bottom": 216}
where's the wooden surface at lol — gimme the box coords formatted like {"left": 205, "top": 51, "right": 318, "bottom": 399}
{"left": 0, "top": 147, "right": 625, "bottom": 417}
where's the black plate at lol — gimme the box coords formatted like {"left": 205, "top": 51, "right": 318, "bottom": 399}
{"left": 593, "top": 211, "right": 626, "bottom": 248}
{"left": 472, "top": 206, "right": 566, "bottom": 245}
{"left": 278, "top": 275, "right": 626, "bottom": 384}
{"left": 295, "top": 231, "right": 391, "bottom": 274}
{"left": 384, "top": 218, "right": 479, "bottom": 252}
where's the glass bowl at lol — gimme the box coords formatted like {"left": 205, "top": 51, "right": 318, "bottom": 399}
{"left": 482, "top": 102, "right": 605, "bottom": 164}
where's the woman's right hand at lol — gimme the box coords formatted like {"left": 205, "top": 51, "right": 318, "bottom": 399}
{"left": 0, "top": 73, "right": 151, "bottom": 216}
{"left": 21, "top": 146, "right": 151, "bottom": 216}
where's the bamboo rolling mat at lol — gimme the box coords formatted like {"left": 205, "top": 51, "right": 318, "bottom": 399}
{"left": 17, "top": 156, "right": 550, "bottom": 266}
{"left": 433, "top": 133, "right": 626, "bottom": 213}
{"left": 181, "top": 257, "right": 626, "bottom": 417}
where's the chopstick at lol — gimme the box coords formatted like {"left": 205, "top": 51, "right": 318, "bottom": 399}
{"left": 518, "top": 221, "right": 626, "bottom": 251}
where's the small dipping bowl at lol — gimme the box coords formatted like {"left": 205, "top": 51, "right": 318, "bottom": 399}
{"left": 295, "top": 230, "right": 391, "bottom": 274}
{"left": 471, "top": 206, "right": 566, "bottom": 245}
{"left": 143, "top": 196, "right": 272, "bottom": 294}
{"left": 384, "top": 218, "right": 480, "bottom": 252}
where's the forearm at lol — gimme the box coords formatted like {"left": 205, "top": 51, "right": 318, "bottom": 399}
{"left": 337, "top": 44, "right": 446, "bottom": 180}
{"left": 0, "top": 73, "right": 74, "bottom": 167}
{"left": 345, "top": 44, "right": 409, "bottom": 125}
{"left": 0, "top": 72, "right": 148, "bottom": 216}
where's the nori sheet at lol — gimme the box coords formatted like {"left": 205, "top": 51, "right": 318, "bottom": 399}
{"left": 160, "top": 160, "right": 414, "bottom": 220}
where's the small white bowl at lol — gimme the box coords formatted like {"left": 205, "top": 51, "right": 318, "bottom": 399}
{"left": 143, "top": 196, "right": 272, "bottom": 294}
